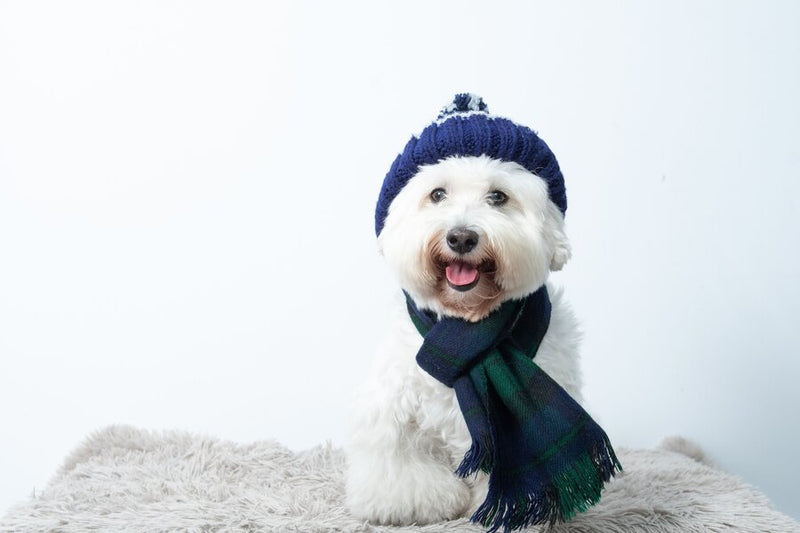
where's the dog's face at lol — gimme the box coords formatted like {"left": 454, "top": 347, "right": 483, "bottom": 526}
{"left": 378, "top": 155, "right": 570, "bottom": 321}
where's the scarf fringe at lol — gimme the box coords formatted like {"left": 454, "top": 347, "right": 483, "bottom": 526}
{"left": 455, "top": 438, "right": 493, "bottom": 477}
{"left": 472, "top": 432, "right": 622, "bottom": 533}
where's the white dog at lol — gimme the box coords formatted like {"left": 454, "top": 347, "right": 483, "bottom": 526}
{"left": 346, "top": 95, "right": 584, "bottom": 526}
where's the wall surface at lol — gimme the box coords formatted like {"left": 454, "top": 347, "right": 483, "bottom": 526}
{"left": 1, "top": 0, "right": 798, "bottom": 521}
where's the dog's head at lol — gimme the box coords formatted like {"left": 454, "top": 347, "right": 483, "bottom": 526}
{"left": 378, "top": 155, "right": 570, "bottom": 321}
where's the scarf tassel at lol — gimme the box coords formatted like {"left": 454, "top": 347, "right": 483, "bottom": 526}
{"left": 473, "top": 432, "right": 622, "bottom": 533}
{"left": 455, "top": 437, "right": 493, "bottom": 478}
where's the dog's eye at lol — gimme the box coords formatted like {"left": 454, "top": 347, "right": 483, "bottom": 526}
{"left": 430, "top": 188, "right": 447, "bottom": 203}
{"left": 487, "top": 190, "right": 508, "bottom": 206}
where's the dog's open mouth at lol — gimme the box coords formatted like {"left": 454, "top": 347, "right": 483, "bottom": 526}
{"left": 443, "top": 260, "right": 494, "bottom": 292}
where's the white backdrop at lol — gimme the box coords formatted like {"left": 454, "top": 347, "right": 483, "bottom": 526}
{"left": 1, "top": 0, "right": 798, "bottom": 521}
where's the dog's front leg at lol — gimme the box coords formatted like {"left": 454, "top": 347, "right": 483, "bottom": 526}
{"left": 345, "top": 373, "right": 471, "bottom": 525}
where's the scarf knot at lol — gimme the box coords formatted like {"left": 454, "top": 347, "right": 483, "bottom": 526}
{"left": 406, "top": 295, "right": 526, "bottom": 387}
{"left": 406, "top": 286, "right": 621, "bottom": 532}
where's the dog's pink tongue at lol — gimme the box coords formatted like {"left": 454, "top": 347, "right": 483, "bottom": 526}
{"left": 445, "top": 262, "right": 479, "bottom": 287}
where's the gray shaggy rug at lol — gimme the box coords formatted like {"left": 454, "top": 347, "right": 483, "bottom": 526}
{"left": 1, "top": 425, "right": 797, "bottom": 533}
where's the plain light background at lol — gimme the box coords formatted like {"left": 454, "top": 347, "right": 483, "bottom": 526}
{"left": 1, "top": 0, "right": 798, "bottom": 522}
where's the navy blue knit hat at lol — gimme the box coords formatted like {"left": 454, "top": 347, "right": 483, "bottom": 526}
{"left": 375, "top": 93, "right": 567, "bottom": 235}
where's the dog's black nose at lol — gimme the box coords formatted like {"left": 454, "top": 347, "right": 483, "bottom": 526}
{"left": 446, "top": 227, "right": 479, "bottom": 254}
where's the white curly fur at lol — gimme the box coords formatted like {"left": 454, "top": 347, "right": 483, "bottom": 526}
{"left": 346, "top": 156, "right": 584, "bottom": 525}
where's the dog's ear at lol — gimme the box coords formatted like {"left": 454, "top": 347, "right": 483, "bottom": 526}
{"left": 376, "top": 233, "right": 386, "bottom": 256}
{"left": 550, "top": 232, "right": 571, "bottom": 271}
{"left": 547, "top": 204, "right": 571, "bottom": 271}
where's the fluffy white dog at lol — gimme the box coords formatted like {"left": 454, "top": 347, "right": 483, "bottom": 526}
{"left": 346, "top": 95, "right": 586, "bottom": 527}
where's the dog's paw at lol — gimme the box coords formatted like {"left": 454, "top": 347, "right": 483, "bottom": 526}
{"left": 346, "top": 462, "right": 471, "bottom": 525}
{"left": 466, "top": 472, "right": 490, "bottom": 515}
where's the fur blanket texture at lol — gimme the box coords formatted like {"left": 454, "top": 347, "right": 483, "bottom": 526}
{"left": 1, "top": 425, "right": 797, "bottom": 533}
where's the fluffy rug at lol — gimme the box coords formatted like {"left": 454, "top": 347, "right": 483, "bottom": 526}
{"left": 1, "top": 426, "right": 797, "bottom": 533}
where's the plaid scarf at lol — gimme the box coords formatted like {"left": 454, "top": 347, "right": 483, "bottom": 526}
{"left": 406, "top": 286, "right": 621, "bottom": 532}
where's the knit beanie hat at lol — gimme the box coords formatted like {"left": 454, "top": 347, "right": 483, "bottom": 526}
{"left": 374, "top": 93, "right": 567, "bottom": 236}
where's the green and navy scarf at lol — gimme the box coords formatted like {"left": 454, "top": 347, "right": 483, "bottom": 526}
{"left": 406, "top": 286, "right": 621, "bottom": 532}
